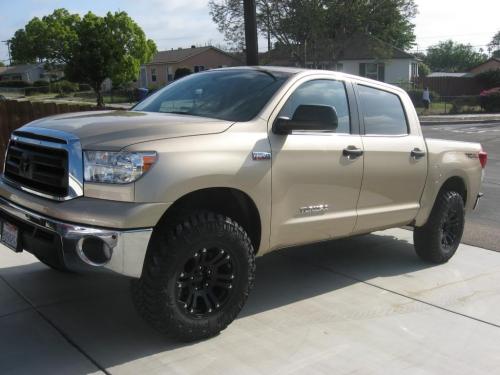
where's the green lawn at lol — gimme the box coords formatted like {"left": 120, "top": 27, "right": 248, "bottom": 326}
{"left": 415, "top": 102, "right": 484, "bottom": 115}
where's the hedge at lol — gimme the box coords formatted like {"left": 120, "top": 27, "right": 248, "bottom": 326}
{"left": 480, "top": 87, "right": 500, "bottom": 112}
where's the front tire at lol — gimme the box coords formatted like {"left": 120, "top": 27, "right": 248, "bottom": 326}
{"left": 414, "top": 190, "right": 465, "bottom": 263}
{"left": 132, "top": 211, "right": 255, "bottom": 341}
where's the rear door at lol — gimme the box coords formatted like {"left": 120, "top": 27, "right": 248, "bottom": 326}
{"left": 268, "top": 77, "right": 364, "bottom": 249}
{"left": 353, "top": 83, "right": 427, "bottom": 234}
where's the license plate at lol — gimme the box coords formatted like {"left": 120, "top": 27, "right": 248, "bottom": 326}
{"left": 1, "top": 221, "right": 20, "bottom": 252}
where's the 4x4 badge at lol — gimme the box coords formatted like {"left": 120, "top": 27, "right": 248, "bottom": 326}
{"left": 252, "top": 152, "right": 271, "bottom": 161}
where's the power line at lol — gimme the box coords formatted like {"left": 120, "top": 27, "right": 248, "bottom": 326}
{"left": 416, "top": 31, "right": 498, "bottom": 40}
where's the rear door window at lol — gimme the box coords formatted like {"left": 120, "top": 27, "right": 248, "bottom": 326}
{"left": 357, "top": 85, "right": 408, "bottom": 135}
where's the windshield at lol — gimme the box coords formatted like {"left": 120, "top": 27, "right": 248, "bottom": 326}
{"left": 133, "top": 69, "right": 292, "bottom": 122}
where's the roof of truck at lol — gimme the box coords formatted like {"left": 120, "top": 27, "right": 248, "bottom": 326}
{"left": 214, "top": 66, "right": 406, "bottom": 94}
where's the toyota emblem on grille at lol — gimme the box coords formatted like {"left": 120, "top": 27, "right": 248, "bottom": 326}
{"left": 19, "top": 154, "right": 32, "bottom": 177}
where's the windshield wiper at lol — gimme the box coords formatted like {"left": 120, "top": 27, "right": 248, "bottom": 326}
{"left": 163, "top": 111, "right": 191, "bottom": 115}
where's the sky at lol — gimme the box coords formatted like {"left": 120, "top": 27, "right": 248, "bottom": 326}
{"left": 1, "top": 0, "right": 499, "bottom": 64}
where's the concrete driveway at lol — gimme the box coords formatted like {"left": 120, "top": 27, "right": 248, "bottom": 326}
{"left": 1, "top": 228, "right": 500, "bottom": 375}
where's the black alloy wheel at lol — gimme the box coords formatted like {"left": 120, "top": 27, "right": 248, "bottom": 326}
{"left": 414, "top": 190, "right": 465, "bottom": 263}
{"left": 176, "top": 247, "right": 235, "bottom": 317}
{"left": 131, "top": 211, "right": 255, "bottom": 341}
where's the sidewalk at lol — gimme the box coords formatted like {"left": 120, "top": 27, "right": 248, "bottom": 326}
{"left": 2, "top": 228, "right": 500, "bottom": 374}
{"left": 420, "top": 113, "right": 500, "bottom": 125}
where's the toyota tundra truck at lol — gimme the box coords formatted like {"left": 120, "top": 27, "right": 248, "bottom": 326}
{"left": 0, "top": 67, "right": 487, "bottom": 341}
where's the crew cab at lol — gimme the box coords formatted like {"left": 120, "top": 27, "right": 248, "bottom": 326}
{"left": 0, "top": 67, "right": 486, "bottom": 341}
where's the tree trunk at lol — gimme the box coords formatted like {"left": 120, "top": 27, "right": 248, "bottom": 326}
{"left": 93, "top": 84, "right": 104, "bottom": 109}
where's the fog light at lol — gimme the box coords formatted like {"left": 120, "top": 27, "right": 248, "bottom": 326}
{"left": 77, "top": 236, "right": 112, "bottom": 266}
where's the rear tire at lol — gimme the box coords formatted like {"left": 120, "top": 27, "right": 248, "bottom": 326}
{"left": 414, "top": 190, "right": 465, "bottom": 263}
{"left": 131, "top": 211, "right": 255, "bottom": 342}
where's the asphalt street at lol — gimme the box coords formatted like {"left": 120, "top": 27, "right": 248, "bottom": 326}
{"left": 422, "top": 122, "right": 500, "bottom": 251}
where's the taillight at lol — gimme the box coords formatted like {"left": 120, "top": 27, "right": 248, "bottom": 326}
{"left": 479, "top": 150, "right": 488, "bottom": 168}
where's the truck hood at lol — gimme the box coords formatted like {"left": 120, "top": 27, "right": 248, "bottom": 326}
{"left": 22, "top": 110, "right": 234, "bottom": 150}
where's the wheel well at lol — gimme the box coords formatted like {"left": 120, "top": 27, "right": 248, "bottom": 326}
{"left": 440, "top": 176, "right": 467, "bottom": 205}
{"left": 156, "top": 188, "right": 262, "bottom": 253}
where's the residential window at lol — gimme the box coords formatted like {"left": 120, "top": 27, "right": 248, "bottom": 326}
{"left": 357, "top": 84, "right": 408, "bottom": 135}
{"left": 279, "top": 79, "right": 351, "bottom": 134}
{"left": 167, "top": 74, "right": 173, "bottom": 82}
{"left": 359, "top": 63, "right": 385, "bottom": 82}
{"left": 333, "top": 63, "right": 343, "bottom": 72}
{"left": 151, "top": 68, "right": 157, "bottom": 82}
{"left": 194, "top": 66, "right": 205, "bottom": 73}
{"left": 411, "top": 62, "right": 418, "bottom": 79}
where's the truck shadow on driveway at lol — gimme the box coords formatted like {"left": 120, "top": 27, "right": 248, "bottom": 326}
{"left": 0, "top": 231, "right": 436, "bottom": 372}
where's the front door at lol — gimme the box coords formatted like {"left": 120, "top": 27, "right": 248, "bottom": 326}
{"left": 353, "top": 84, "right": 428, "bottom": 233}
{"left": 269, "top": 78, "right": 364, "bottom": 249}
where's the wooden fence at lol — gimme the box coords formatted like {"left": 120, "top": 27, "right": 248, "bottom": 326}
{"left": 414, "top": 76, "right": 482, "bottom": 96}
{"left": 0, "top": 99, "right": 96, "bottom": 166}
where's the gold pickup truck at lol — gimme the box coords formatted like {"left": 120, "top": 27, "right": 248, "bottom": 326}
{"left": 0, "top": 67, "right": 487, "bottom": 341}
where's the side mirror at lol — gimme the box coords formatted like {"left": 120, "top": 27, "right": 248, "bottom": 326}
{"left": 272, "top": 105, "right": 339, "bottom": 135}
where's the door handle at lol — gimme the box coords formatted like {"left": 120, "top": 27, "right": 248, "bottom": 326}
{"left": 411, "top": 148, "right": 426, "bottom": 159}
{"left": 343, "top": 146, "right": 363, "bottom": 159}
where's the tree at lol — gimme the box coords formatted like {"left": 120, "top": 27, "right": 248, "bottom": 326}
{"left": 0, "top": 61, "right": 5, "bottom": 67}
{"left": 10, "top": 9, "right": 80, "bottom": 65}
{"left": 489, "top": 30, "right": 500, "bottom": 58}
{"left": 418, "top": 62, "right": 431, "bottom": 77}
{"left": 9, "top": 9, "right": 156, "bottom": 107}
{"left": 208, "top": 0, "right": 417, "bottom": 65}
{"left": 425, "top": 40, "right": 487, "bottom": 72}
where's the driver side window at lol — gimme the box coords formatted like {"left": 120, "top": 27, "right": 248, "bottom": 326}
{"left": 279, "top": 79, "right": 351, "bottom": 134}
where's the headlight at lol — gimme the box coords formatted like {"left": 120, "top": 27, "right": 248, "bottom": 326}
{"left": 84, "top": 151, "right": 157, "bottom": 184}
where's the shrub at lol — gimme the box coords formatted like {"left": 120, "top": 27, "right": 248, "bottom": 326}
{"left": 33, "top": 80, "right": 49, "bottom": 87}
{"left": 25, "top": 86, "right": 50, "bottom": 96}
{"left": 0, "top": 80, "right": 30, "bottom": 88}
{"left": 480, "top": 87, "right": 500, "bottom": 112}
{"left": 476, "top": 70, "right": 500, "bottom": 89}
{"left": 78, "top": 83, "right": 92, "bottom": 92}
{"left": 50, "top": 80, "right": 78, "bottom": 94}
{"left": 174, "top": 67, "right": 192, "bottom": 80}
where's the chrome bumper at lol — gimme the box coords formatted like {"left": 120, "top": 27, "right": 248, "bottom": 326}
{"left": 0, "top": 197, "right": 152, "bottom": 278}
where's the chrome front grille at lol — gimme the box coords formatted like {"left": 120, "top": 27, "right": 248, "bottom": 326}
{"left": 4, "top": 140, "right": 69, "bottom": 197}
{"left": 2, "top": 128, "right": 84, "bottom": 201}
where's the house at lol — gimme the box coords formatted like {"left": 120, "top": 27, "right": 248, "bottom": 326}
{"left": 139, "top": 46, "right": 242, "bottom": 88}
{"left": 468, "top": 57, "right": 500, "bottom": 75}
{"left": 416, "top": 59, "right": 500, "bottom": 96}
{"left": 0, "top": 63, "right": 45, "bottom": 82}
{"left": 262, "top": 34, "right": 419, "bottom": 86}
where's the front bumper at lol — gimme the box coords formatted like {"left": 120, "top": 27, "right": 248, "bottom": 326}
{"left": 0, "top": 197, "right": 152, "bottom": 277}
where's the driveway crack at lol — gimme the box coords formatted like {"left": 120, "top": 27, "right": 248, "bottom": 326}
{"left": 0, "top": 274, "right": 110, "bottom": 375}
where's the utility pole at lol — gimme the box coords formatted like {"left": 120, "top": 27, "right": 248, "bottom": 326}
{"left": 243, "top": 0, "right": 259, "bottom": 66}
{"left": 2, "top": 40, "right": 12, "bottom": 65}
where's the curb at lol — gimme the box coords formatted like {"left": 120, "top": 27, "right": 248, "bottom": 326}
{"left": 420, "top": 119, "right": 500, "bottom": 126}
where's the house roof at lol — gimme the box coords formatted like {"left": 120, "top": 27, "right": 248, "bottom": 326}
{"left": 149, "top": 46, "right": 239, "bottom": 64}
{"left": 0, "top": 63, "right": 43, "bottom": 75}
{"left": 336, "top": 34, "right": 416, "bottom": 60}
{"left": 468, "top": 57, "right": 500, "bottom": 72}
{"left": 261, "top": 34, "right": 416, "bottom": 65}
{"left": 427, "top": 72, "right": 473, "bottom": 78}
